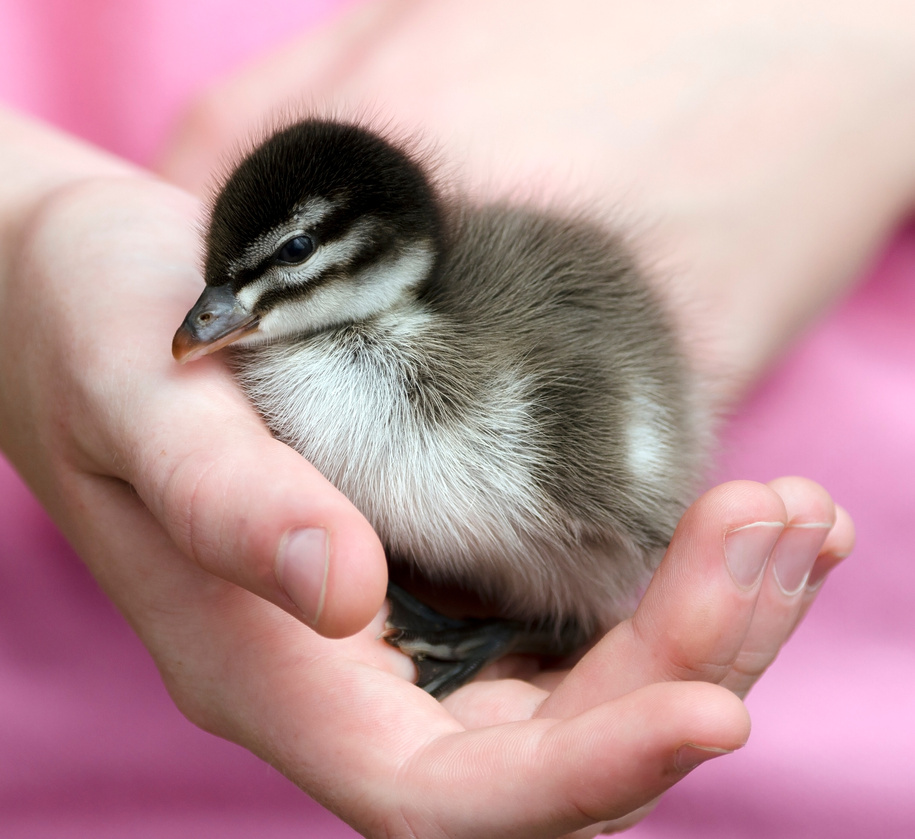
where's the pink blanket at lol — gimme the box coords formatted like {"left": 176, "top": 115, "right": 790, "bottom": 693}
{"left": 1, "top": 1, "right": 912, "bottom": 835}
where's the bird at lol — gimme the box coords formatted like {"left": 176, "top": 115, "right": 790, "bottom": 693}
{"left": 172, "top": 118, "right": 706, "bottom": 698}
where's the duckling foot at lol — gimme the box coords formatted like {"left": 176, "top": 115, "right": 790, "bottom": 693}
{"left": 382, "top": 582, "right": 586, "bottom": 700}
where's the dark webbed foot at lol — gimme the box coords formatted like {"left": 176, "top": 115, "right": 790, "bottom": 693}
{"left": 383, "top": 582, "right": 588, "bottom": 699}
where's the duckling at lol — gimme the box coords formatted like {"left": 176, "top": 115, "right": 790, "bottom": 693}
{"left": 173, "top": 119, "right": 705, "bottom": 698}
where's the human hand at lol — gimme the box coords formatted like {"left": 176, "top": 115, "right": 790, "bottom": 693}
{"left": 0, "top": 112, "right": 855, "bottom": 835}
{"left": 159, "top": 0, "right": 915, "bottom": 403}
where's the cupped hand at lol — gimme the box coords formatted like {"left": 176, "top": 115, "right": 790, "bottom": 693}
{"left": 0, "top": 169, "right": 854, "bottom": 837}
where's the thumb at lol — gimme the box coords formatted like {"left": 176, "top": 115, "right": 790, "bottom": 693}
{"left": 128, "top": 361, "right": 388, "bottom": 639}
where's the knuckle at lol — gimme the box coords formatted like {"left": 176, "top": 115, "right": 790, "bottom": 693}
{"left": 662, "top": 639, "right": 734, "bottom": 685}
{"left": 157, "top": 448, "right": 227, "bottom": 566}
{"left": 729, "top": 648, "right": 773, "bottom": 683}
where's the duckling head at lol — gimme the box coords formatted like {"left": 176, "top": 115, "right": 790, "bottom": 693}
{"left": 173, "top": 120, "right": 442, "bottom": 363}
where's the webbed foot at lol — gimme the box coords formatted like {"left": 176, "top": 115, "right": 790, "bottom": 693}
{"left": 382, "top": 582, "right": 587, "bottom": 699}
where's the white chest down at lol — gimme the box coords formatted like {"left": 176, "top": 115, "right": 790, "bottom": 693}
{"left": 232, "top": 309, "right": 678, "bottom": 632}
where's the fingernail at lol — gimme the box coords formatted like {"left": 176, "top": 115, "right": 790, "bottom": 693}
{"left": 772, "top": 523, "right": 832, "bottom": 595}
{"left": 674, "top": 744, "right": 733, "bottom": 773}
{"left": 276, "top": 527, "right": 328, "bottom": 626}
{"left": 725, "top": 522, "right": 783, "bottom": 588}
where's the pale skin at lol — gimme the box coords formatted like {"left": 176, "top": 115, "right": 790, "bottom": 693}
{"left": 9, "top": 0, "right": 915, "bottom": 834}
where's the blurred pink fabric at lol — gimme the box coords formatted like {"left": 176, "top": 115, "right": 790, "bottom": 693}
{"left": 0, "top": 1, "right": 912, "bottom": 836}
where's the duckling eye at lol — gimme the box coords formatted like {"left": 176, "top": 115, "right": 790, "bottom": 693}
{"left": 274, "top": 235, "right": 315, "bottom": 265}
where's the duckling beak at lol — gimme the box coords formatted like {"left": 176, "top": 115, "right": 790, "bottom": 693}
{"left": 172, "top": 284, "right": 260, "bottom": 364}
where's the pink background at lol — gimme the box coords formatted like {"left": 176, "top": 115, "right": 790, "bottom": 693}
{"left": 1, "top": 1, "right": 913, "bottom": 836}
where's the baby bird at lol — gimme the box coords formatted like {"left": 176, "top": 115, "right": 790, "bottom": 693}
{"left": 173, "top": 119, "right": 704, "bottom": 698}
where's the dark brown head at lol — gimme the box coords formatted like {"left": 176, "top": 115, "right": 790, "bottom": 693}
{"left": 174, "top": 120, "right": 442, "bottom": 362}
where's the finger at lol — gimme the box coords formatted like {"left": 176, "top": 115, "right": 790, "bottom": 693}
{"left": 388, "top": 682, "right": 748, "bottom": 839}
{"left": 805, "top": 503, "right": 855, "bottom": 592}
{"left": 538, "top": 480, "right": 787, "bottom": 719}
{"left": 720, "top": 476, "right": 835, "bottom": 695}
{"left": 789, "top": 502, "right": 855, "bottom": 634}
